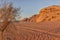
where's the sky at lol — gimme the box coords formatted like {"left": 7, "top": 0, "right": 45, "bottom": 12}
{"left": 0, "top": 0, "right": 60, "bottom": 18}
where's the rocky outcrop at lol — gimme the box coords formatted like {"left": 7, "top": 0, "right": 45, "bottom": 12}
{"left": 21, "top": 14, "right": 37, "bottom": 22}
{"left": 36, "top": 5, "right": 60, "bottom": 22}
{"left": 21, "top": 5, "right": 60, "bottom": 23}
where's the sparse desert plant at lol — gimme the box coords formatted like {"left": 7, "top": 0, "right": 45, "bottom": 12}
{"left": 0, "top": 2, "right": 21, "bottom": 40}
{"left": 0, "top": 2, "right": 20, "bottom": 31}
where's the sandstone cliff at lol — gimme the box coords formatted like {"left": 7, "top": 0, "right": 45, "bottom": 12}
{"left": 36, "top": 5, "right": 60, "bottom": 22}
{"left": 21, "top": 14, "right": 37, "bottom": 22}
{"left": 21, "top": 5, "right": 60, "bottom": 23}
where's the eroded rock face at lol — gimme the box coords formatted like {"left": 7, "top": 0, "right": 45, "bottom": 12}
{"left": 22, "top": 5, "right": 60, "bottom": 23}
{"left": 21, "top": 14, "right": 37, "bottom": 22}
{"left": 36, "top": 5, "right": 60, "bottom": 23}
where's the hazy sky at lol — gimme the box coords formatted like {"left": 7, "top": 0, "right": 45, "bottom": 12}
{"left": 0, "top": 0, "right": 60, "bottom": 18}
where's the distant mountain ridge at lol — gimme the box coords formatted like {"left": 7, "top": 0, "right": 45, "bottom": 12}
{"left": 21, "top": 5, "right": 60, "bottom": 23}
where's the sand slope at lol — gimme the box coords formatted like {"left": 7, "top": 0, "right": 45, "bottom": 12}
{"left": 2, "top": 21, "right": 60, "bottom": 40}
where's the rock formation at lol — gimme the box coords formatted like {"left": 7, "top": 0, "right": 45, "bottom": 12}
{"left": 21, "top": 14, "right": 37, "bottom": 22}
{"left": 21, "top": 5, "right": 60, "bottom": 23}
{"left": 36, "top": 5, "right": 60, "bottom": 22}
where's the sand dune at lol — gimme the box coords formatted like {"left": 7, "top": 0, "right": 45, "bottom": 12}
{"left": 2, "top": 21, "right": 60, "bottom": 40}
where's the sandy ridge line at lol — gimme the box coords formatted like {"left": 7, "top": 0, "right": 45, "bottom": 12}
{"left": 19, "top": 25, "right": 60, "bottom": 38}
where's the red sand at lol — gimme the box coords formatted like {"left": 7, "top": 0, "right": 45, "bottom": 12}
{"left": 1, "top": 21, "right": 60, "bottom": 40}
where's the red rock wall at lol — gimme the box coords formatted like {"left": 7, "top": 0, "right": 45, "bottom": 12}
{"left": 36, "top": 5, "right": 60, "bottom": 23}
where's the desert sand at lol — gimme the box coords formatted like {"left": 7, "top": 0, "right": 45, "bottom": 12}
{"left": 1, "top": 5, "right": 60, "bottom": 40}
{"left": 1, "top": 21, "right": 60, "bottom": 40}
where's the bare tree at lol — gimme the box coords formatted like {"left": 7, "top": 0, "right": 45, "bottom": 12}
{"left": 0, "top": 1, "right": 20, "bottom": 40}
{"left": 0, "top": 2, "right": 20, "bottom": 31}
